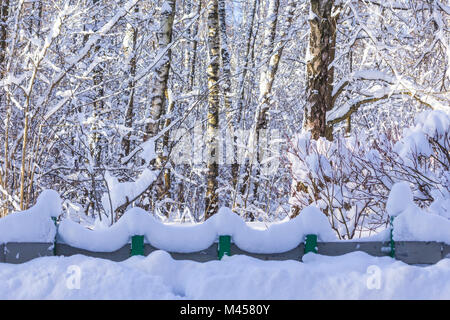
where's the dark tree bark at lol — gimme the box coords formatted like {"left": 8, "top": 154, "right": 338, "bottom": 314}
{"left": 0, "top": 0, "right": 9, "bottom": 78}
{"left": 304, "top": 0, "right": 338, "bottom": 140}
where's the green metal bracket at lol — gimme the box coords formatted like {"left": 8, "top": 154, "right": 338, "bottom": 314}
{"left": 131, "top": 235, "right": 145, "bottom": 256}
{"left": 304, "top": 234, "right": 318, "bottom": 254}
{"left": 390, "top": 216, "right": 395, "bottom": 258}
{"left": 51, "top": 216, "right": 57, "bottom": 256}
{"left": 218, "top": 235, "right": 231, "bottom": 260}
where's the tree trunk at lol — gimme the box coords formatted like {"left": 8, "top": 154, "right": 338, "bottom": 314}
{"left": 218, "top": 0, "right": 238, "bottom": 198}
{"left": 253, "top": 0, "right": 298, "bottom": 198}
{"left": 145, "top": 0, "right": 175, "bottom": 141}
{"left": 303, "top": 0, "right": 338, "bottom": 140}
{"left": 0, "top": 0, "right": 8, "bottom": 78}
{"left": 205, "top": 0, "right": 220, "bottom": 219}
{"left": 0, "top": 0, "right": 9, "bottom": 215}
{"left": 184, "top": 0, "right": 201, "bottom": 91}
{"left": 236, "top": 0, "right": 257, "bottom": 121}
{"left": 235, "top": 0, "right": 258, "bottom": 207}
{"left": 145, "top": 0, "right": 176, "bottom": 204}
{"left": 248, "top": 0, "right": 280, "bottom": 204}
{"left": 90, "top": 0, "right": 105, "bottom": 166}
{"left": 122, "top": 5, "right": 139, "bottom": 157}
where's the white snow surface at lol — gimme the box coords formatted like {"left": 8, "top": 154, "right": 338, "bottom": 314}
{"left": 386, "top": 181, "right": 414, "bottom": 217}
{"left": 0, "top": 251, "right": 449, "bottom": 299}
{"left": 0, "top": 190, "right": 61, "bottom": 243}
{"left": 388, "top": 182, "right": 450, "bottom": 243}
{"left": 394, "top": 204, "right": 450, "bottom": 243}
{"left": 102, "top": 168, "right": 158, "bottom": 217}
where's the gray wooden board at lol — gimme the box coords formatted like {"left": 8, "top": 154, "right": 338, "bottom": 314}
{"left": 231, "top": 244, "right": 304, "bottom": 261}
{"left": 1, "top": 241, "right": 448, "bottom": 265}
{"left": 317, "top": 242, "right": 390, "bottom": 258}
{"left": 442, "top": 243, "right": 450, "bottom": 259}
{"left": 55, "top": 243, "right": 130, "bottom": 262}
{"left": 169, "top": 243, "right": 218, "bottom": 262}
{"left": 395, "top": 241, "right": 442, "bottom": 264}
{"left": 144, "top": 244, "right": 158, "bottom": 256}
{"left": 5, "top": 242, "right": 53, "bottom": 264}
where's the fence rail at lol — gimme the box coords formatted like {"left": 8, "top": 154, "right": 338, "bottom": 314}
{"left": 1, "top": 241, "right": 449, "bottom": 265}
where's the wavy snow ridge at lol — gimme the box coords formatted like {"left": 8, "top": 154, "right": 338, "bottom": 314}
{"left": 58, "top": 205, "right": 336, "bottom": 253}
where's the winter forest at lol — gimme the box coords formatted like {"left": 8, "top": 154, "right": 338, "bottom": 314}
{"left": 0, "top": 0, "right": 449, "bottom": 240}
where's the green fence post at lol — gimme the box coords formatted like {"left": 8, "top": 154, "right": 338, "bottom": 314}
{"left": 304, "top": 234, "right": 318, "bottom": 254}
{"left": 218, "top": 235, "right": 231, "bottom": 260}
{"left": 131, "top": 235, "right": 145, "bottom": 256}
{"left": 390, "top": 216, "right": 395, "bottom": 258}
{"left": 51, "top": 216, "right": 57, "bottom": 256}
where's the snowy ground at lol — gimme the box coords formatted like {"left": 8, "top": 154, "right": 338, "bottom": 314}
{"left": 0, "top": 250, "right": 449, "bottom": 299}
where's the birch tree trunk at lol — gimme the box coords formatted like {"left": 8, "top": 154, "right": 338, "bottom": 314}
{"left": 303, "top": 0, "right": 338, "bottom": 140}
{"left": 218, "top": 0, "right": 238, "bottom": 196}
{"left": 205, "top": 0, "right": 220, "bottom": 219}
{"left": 145, "top": 0, "right": 175, "bottom": 141}
{"left": 234, "top": 0, "right": 258, "bottom": 205}
{"left": 122, "top": 5, "right": 139, "bottom": 156}
{"left": 145, "top": 0, "right": 176, "bottom": 202}
{"left": 248, "top": 0, "right": 280, "bottom": 203}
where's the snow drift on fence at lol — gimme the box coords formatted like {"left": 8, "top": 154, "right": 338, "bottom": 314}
{"left": 2, "top": 184, "right": 450, "bottom": 252}
{"left": 388, "top": 182, "right": 450, "bottom": 243}
{"left": 0, "top": 190, "right": 61, "bottom": 243}
{"left": 55, "top": 182, "right": 450, "bottom": 252}
{"left": 58, "top": 205, "right": 336, "bottom": 253}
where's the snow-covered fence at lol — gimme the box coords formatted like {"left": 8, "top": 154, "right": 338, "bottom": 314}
{"left": 1, "top": 240, "right": 449, "bottom": 265}
{"left": 1, "top": 187, "right": 450, "bottom": 264}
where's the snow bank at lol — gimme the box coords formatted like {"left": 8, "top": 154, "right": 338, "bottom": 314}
{"left": 394, "top": 205, "right": 450, "bottom": 243}
{"left": 0, "top": 251, "right": 449, "bottom": 299}
{"left": 58, "top": 206, "right": 336, "bottom": 254}
{"left": 388, "top": 182, "right": 450, "bottom": 244}
{"left": 0, "top": 190, "right": 61, "bottom": 243}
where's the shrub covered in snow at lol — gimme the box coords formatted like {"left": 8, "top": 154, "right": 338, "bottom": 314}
{"left": 288, "top": 110, "right": 449, "bottom": 239}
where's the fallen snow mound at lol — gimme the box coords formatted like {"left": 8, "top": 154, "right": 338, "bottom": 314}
{"left": 388, "top": 182, "right": 450, "bottom": 243}
{"left": 0, "top": 251, "right": 449, "bottom": 299}
{"left": 0, "top": 190, "right": 61, "bottom": 243}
